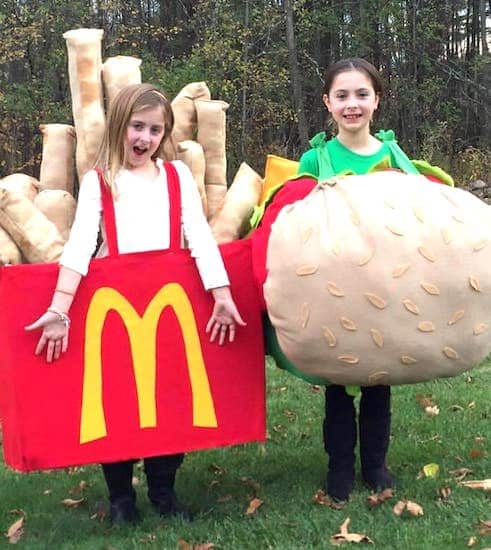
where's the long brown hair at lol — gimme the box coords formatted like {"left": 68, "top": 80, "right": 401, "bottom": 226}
{"left": 93, "top": 83, "right": 174, "bottom": 191}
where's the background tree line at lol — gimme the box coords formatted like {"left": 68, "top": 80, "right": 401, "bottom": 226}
{"left": 0, "top": 0, "right": 489, "bottom": 186}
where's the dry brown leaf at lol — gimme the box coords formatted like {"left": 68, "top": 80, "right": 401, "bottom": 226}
{"left": 416, "top": 393, "right": 435, "bottom": 409}
{"left": 330, "top": 517, "right": 374, "bottom": 546}
{"left": 450, "top": 468, "right": 473, "bottom": 481}
{"left": 43, "top": 490, "right": 52, "bottom": 496}
{"left": 245, "top": 497, "right": 263, "bottom": 515}
{"left": 467, "top": 536, "right": 477, "bottom": 547}
{"left": 406, "top": 500, "right": 424, "bottom": 517}
{"left": 178, "top": 540, "right": 215, "bottom": 550}
{"left": 393, "top": 500, "right": 406, "bottom": 516}
{"left": 61, "top": 498, "right": 85, "bottom": 508}
{"left": 460, "top": 479, "right": 491, "bottom": 491}
{"left": 312, "top": 489, "right": 346, "bottom": 509}
{"left": 425, "top": 405, "right": 440, "bottom": 417}
{"left": 209, "top": 463, "right": 225, "bottom": 475}
{"left": 366, "top": 488, "right": 394, "bottom": 508}
{"left": 479, "top": 519, "right": 491, "bottom": 535}
{"left": 437, "top": 486, "right": 452, "bottom": 504}
{"left": 69, "top": 480, "right": 88, "bottom": 495}
{"left": 469, "top": 448, "right": 486, "bottom": 459}
{"left": 89, "top": 501, "right": 108, "bottom": 522}
{"left": 6, "top": 516, "right": 24, "bottom": 544}
{"left": 283, "top": 409, "right": 297, "bottom": 420}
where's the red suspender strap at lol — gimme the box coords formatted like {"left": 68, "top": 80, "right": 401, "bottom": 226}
{"left": 96, "top": 168, "right": 119, "bottom": 257}
{"left": 96, "top": 162, "right": 182, "bottom": 257}
{"left": 163, "top": 161, "right": 182, "bottom": 252}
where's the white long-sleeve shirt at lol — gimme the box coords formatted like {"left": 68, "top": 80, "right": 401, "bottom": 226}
{"left": 60, "top": 159, "right": 229, "bottom": 290}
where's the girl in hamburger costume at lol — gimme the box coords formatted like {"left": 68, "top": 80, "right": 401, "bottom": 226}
{"left": 296, "top": 58, "right": 453, "bottom": 503}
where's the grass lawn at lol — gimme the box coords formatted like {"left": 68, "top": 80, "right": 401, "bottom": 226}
{"left": 1, "top": 358, "right": 489, "bottom": 549}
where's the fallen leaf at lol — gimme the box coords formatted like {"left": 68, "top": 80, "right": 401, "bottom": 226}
{"left": 469, "top": 448, "right": 485, "bottom": 459}
{"left": 467, "top": 536, "right": 477, "bottom": 547}
{"left": 209, "top": 463, "right": 225, "bottom": 475}
{"left": 366, "top": 488, "right": 394, "bottom": 508}
{"left": 330, "top": 517, "right": 374, "bottom": 546}
{"left": 425, "top": 405, "right": 440, "bottom": 417}
{"left": 240, "top": 476, "right": 261, "bottom": 495}
{"left": 479, "top": 519, "right": 491, "bottom": 534}
{"left": 245, "top": 497, "right": 263, "bottom": 515}
{"left": 312, "top": 489, "right": 346, "bottom": 509}
{"left": 393, "top": 500, "right": 406, "bottom": 516}
{"left": 207, "top": 479, "right": 220, "bottom": 490}
{"left": 449, "top": 468, "right": 473, "bottom": 481}
{"left": 437, "top": 486, "right": 452, "bottom": 504}
{"left": 416, "top": 393, "right": 434, "bottom": 409}
{"left": 138, "top": 534, "right": 156, "bottom": 543}
{"left": 43, "top": 490, "right": 52, "bottom": 496}
{"left": 132, "top": 476, "right": 140, "bottom": 487}
{"left": 61, "top": 498, "right": 85, "bottom": 508}
{"left": 310, "top": 385, "right": 321, "bottom": 393}
{"left": 450, "top": 404, "right": 464, "bottom": 412}
{"left": 69, "top": 480, "right": 88, "bottom": 495}
{"left": 406, "top": 500, "right": 424, "bottom": 517}
{"left": 467, "top": 401, "right": 476, "bottom": 409}
{"left": 5, "top": 516, "right": 24, "bottom": 544}
{"left": 423, "top": 463, "right": 440, "bottom": 478}
{"left": 178, "top": 541, "right": 215, "bottom": 550}
{"left": 283, "top": 409, "right": 297, "bottom": 420}
{"left": 90, "top": 501, "right": 108, "bottom": 522}
{"left": 460, "top": 479, "right": 491, "bottom": 491}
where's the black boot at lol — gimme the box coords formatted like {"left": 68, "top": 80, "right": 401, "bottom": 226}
{"left": 323, "top": 385, "right": 357, "bottom": 502}
{"left": 101, "top": 460, "right": 141, "bottom": 524}
{"left": 144, "top": 454, "right": 191, "bottom": 520}
{"left": 359, "top": 385, "right": 394, "bottom": 492}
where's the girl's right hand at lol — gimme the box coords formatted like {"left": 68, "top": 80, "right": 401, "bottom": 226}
{"left": 25, "top": 312, "right": 69, "bottom": 363}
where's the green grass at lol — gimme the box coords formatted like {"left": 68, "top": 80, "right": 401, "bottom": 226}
{"left": 1, "top": 359, "right": 489, "bottom": 549}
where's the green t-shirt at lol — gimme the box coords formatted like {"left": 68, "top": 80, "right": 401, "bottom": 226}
{"left": 298, "top": 135, "right": 394, "bottom": 177}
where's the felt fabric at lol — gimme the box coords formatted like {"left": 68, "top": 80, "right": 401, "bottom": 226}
{"left": 34, "top": 190, "right": 76, "bottom": 241}
{"left": 102, "top": 55, "right": 142, "bottom": 106}
{"left": 0, "top": 163, "right": 265, "bottom": 471}
{"left": 264, "top": 171, "right": 491, "bottom": 385}
{"left": 39, "top": 124, "right": 76, "bottom": 195}
{"left": 210, "top": 162, "right": 263, "bottom": 244}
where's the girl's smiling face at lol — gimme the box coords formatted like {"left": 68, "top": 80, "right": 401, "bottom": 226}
{"left": 124, "top": 106, "right": 166, "bottom": 169}
{"left": 323, "top": 69, "right": 379, "bottom": 137}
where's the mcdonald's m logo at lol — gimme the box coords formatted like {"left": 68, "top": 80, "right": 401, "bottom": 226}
{"left": 79, "top": 283, "right": 217, "bottom": 444}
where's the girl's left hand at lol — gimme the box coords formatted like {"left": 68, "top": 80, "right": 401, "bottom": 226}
{"left": 206, "top": 287, "right": 246, "bottom": 345}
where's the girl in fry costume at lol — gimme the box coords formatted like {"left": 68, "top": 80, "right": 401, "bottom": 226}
{"left": 295, "top": 58, "right": 453, "bottom": 503}
{"left": 26, "top": 83, "right": 245, "bottom": 523}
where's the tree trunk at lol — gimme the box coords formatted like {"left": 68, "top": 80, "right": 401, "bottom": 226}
{"left": 284, "top": 0, "right": 309, "bottom": 148}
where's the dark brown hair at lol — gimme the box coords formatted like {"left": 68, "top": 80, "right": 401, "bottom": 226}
{"left": 322, "top": 58, "right": 383, "bottom": 99}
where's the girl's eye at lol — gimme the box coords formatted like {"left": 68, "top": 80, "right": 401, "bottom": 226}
{"left": 132, "top": 122, "right": 142, "bottom": 130}
{"left": 151, "top": 127, "right": 162, "bottom": 135}
{"left": 336, "top": 94, "right": 347, "bottom": 99}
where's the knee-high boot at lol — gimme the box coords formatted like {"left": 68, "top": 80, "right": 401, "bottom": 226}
{"left": 101, "top": 459, "right": 140, "bottom": 523}
{"left": 144, "top": 453, "right": 190, "bottom": 519}
{"left": 359, "top": 385, "right": 394, "bottom": 491}
{"left": 323, "top": 385, "right": 357, "bottom": 501}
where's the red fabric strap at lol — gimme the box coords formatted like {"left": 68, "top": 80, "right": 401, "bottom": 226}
{"left": 96, "top": 162, "right": 182, "bottom": 256}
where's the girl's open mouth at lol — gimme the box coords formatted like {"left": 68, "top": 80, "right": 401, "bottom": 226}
{"left": 133, "top": 146, "right": 147, "bottom": 156}
{"left": 344, "top": 114, "right": 362, "bottom": 120}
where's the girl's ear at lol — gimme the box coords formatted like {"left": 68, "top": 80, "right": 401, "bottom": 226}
{"left": 322, "top": 93, "right": 331, "bottom": 112}
{"left": 374, "top": 93, "right": 380, "bottom": 110}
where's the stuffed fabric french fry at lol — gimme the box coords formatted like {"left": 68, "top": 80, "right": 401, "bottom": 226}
{"left": 39, "top": 124, "right": 76, "bottom": 195}
{"left": 196, "top": 99, "right": 229, "bottom": 220}
{"left": 176, "top": 140, "right": 207, "bottom": 217}
{"left": 265, "top": 171, "right": 491, "bottom": 385}
{"left": 210, "top": 162, "right": 263, "bottom": 243}
{"left": 172, "top": 82, "right": 211, "bottom": 144}
{"left": 0, "top": 174, "right": 38, "bottom": 201}
{"left": 34, "top": 190, "right": 76, "bottom": 241}
{"left": 0, "top": 226, "right": 22, "bottom": 265}
{"left": 63, "top": 28, "right": 105, "bottom": 182}
{"left": 102, "top": 55, "right": 142, "bottom": 106}
{"left": 0, "top": 189, "right": 65, "bottom": 263}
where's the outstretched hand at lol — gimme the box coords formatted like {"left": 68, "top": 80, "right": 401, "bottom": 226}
{"left": 25, "top": 312, "right": 69, "bottom": 363}
{"left": 206, "top": 288, "right": 246, "bottom": 345}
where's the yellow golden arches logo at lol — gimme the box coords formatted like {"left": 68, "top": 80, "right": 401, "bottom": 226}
{"left": 80, "top": 283, "right": 217, "bottom": 444}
